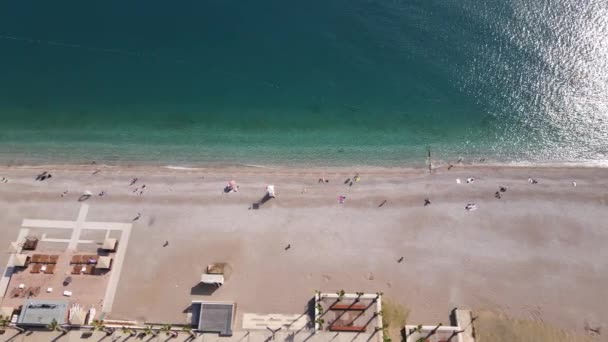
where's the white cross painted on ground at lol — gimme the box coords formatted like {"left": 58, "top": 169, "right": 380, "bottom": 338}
{"left": 17, "top": 203, "right": 133, "bottom": 313}
{"left": 21, "top": 203, "right": 131, "bottom": 250}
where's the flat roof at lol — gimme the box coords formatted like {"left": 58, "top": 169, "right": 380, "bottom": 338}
{"left": 17, "top": 299, "right": 69, "bottom": 326}
{"left": 192, "top": 302, "right": 234, "bottom": 336}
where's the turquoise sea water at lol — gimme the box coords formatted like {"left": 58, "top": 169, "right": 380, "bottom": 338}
{"left": 0, "top": 0, "right": 607, "bottom": 166}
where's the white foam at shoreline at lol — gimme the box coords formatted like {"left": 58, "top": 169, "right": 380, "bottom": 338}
{"left": 162, "top": 165, "right": 201, "bottom": 171}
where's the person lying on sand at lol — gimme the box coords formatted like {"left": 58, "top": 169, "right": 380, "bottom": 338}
{"left": 35, "top": 171, "right": 47, "bottom": 181}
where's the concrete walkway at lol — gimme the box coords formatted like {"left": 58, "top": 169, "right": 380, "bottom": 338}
{"left": 0, "top": 329, "right": 378, "bottom": 342}
{"left": 242, "top": 313, "right": 310, "bottom": 331}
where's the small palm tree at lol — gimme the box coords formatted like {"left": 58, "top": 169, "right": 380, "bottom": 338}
{"left": 0, "top": 315, "right": 8, "bottom": 333}
{"left": 181, "top": 325, "right": 196, "bottom": 338}
{"left": 141, "top": 325, "right": 157, "bottom": 337}
{"left": 314, "top": 318, "right": 325, "bottom": 329}
{"left": 121, "top": 327, "right": 137, "bottom": 336}
{"left": 120, "top": 326, "right": 129, "bottom": 336}
{"left": 409, "top": 324, "right": 423, "bottom": 335}
{"left": 47, "top": 319, "right": 67, "bottom": 334}
{"left": 160, "top": 324, "right": 177, "bottom": 338}
{"left": 47, "top": 319, "right": 58, "bottom": 331}
{"left": 336, "top": 289, "right": 345, "bottom": 301}
{"left": 375, "top": 310, "right": 384, "bottom": 317}
{"left": 92, "top": 319, "right": 113, "bottom": 335}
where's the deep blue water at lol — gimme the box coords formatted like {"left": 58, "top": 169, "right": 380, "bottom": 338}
{"left": 0, "top": 0, "right": 607, "bottom": 166}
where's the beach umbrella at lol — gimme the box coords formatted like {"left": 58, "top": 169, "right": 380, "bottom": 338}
{"left": 228, "top": 180, "right": 236, "bottom": 187}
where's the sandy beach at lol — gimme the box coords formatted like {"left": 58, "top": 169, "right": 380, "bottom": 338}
{"left": 0, "top": 163, "right": 606, "bottom": 339}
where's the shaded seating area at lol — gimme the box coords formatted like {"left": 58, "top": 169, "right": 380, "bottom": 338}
{"left": 315, "top": 292, "right": 383, "bottom": 334}
{"left": 96, "top": 256, "right": 112, "bottom": 270}
{"left": 27, "top": 254, "right": 60, "bottom": 274}
{"left": 13, "top": 254, "right": 30, "bottom": 268}
{"left": 69, "top": 256, "right": 111, "bottom": 275}
{"left": 22, "top": 237, "right": 38, "bottom": 251}
{"left": 71, "top": 264, "right": 95, "bottom": 275}
{"left": 70, "top": 255, "right": 99, "bottom": 265}
{"left": 31, "top": 254, "right": 59, "bottom": 264}
{"left": 102, "top": 238, "right": 117, "bottom": 251}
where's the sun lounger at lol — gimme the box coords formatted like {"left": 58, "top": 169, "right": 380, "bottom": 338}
{"left": 71, "top": 265, "right": 82, "bottom": 275}
{"left": 44, "top": 264, "right": 56, "bottom": 274}
{"left": 31, "top": 254, "right": 42, "bottom": 263}
{"left": 39, "top": 255, "right": 50, "bottom": 263}
{"left": 30, "top": 264, "right": 42, "bottom": 273}
{"left": 71, "top": 255, "right": 87, "bottom": 264}
{"left": 49, "top": 255, "right": 59, "bottom": 264}
{"left": 84, "top": 265, "right": 95, "bottom": 275}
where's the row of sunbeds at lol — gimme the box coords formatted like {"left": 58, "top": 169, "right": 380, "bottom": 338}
{"left": 26, "top": 254, "right": 100, "bottom": 275}
{"left": 30, "top": 263, "right": 56, "bottom": 274}
{"left": 70, "top": 255, "right": 99, "bottom": 264}
{"left": 30, "top": 254, "right": 59, "bottom": 264}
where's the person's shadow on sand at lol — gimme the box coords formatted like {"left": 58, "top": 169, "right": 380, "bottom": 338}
{"left": 250, "top": 194, "right": 273, "bottom": 210}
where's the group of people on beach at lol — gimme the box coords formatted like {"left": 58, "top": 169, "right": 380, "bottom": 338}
{"left": 35, "top": 171, "right": 52, "bottom": 181}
